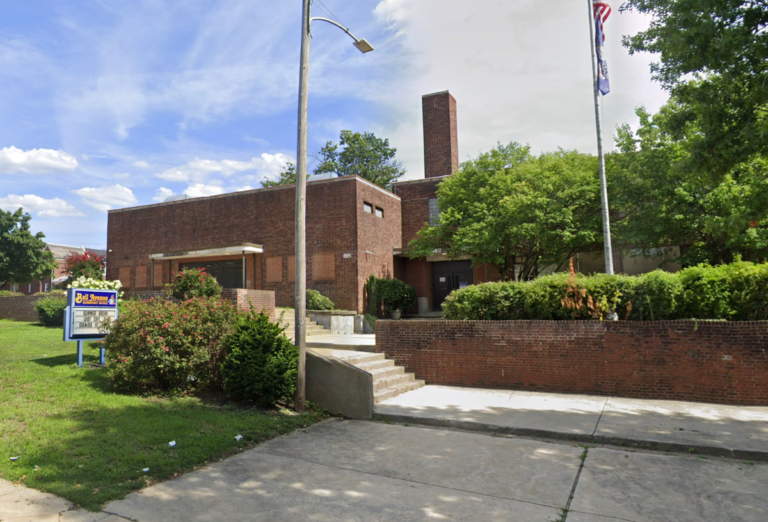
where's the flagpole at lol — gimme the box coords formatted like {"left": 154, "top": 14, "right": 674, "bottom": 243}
{"left": 587, "top": 0, "right": 614, "bottom": 275}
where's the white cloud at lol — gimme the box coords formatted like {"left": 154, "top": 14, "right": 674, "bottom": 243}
{"left": 152, "top": 187, "right": 175, "bottom": 202}
{"left": 0, "top": 194, "right": 83, "bottom": 217}
{"left": 0, "top": 146, "right": 79, "bottom": 174}
{"left": 133, "top": 160, "right": 150, "bottom": 169}
{"left": 73, "top": 184, "right": 138, "bottom": 212}
{"left": 372, "top": 0, "right": 669, "bottom": 179}
{"left": 233, "top": 185, "right": 253, "bottom": 192}
{"left": 183, "top": 183, "right": 225, "bottom": 198}
{"left": 156, "top": 152, "right": 293, "bottom": 183}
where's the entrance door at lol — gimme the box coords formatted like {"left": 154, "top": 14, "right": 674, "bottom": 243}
{"left": 432, "top": 260, "right": 473, "bottom": 311}
{"left": 182, "top": 259, "right": 243, "bottom": 289}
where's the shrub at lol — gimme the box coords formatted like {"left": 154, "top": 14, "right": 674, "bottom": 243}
{"left": 221, "top": 313, "right": 298, "bottom": 406}
{"left": 35, "top": 296, "right": 67, "bottom": 326}
{"left": 103, "top": 297, "right": 240, "bottom": 393}
{"left": 68, "top": 276, "right": 123, "bottom": 299}
{"left": 365, "top": 276, "right": 416, "bottom": 315}
{"left": 442, "top": 260, "right": 768, "bottom": 321}
{"left": 33, "top": 289, "right": 66, "bottom": 297}
{"left": 64, "top": 250, "right": 105, "bottom": 280}
{"left": 306, "top": 289, "right": 334, "bottom": 310}
{"left": 167, "top": 267, "right": 222, "bottom": 300}
{"left": 0, "top": 290, "right": 23, "bottom": 297}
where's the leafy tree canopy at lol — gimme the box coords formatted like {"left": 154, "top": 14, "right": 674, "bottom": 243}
{"left": 610, "top": 106, "right": 768, "bottom": 265}
{"left": 408, "top": 143, "right": 602, "bottom": 281}
{"left": 0, "top": 208, "right": 57, "bottom": 287}
{"left": 621, "top": 0, "right": 768, "bottom": 174}
{"left": 314, "top": 130, "right": 405, "bottom": 187}
{"left": 64, "top": 250, "right": 105, "bottom": 280}
{"left": 260, "top": 162, "right": 306, "bottom": 188}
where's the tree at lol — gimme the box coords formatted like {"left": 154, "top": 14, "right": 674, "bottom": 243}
{"left": 260, "top": 162, "right": 307, "bottom": 188}
{"left": 622, "top": 0, "right": 768, "bottom": 175}
{"left": 64, "top": 250, "right": 105, "bottom": 280}
{"left": 408, "top": 143, "right": 602, "bottom": 281}
{"left": 610, "top": 106, "right": 768, "bottom": 266}
{"left": 314, "top": 130, "right": 405, "bottom": 187}
{"left": 0, "top": 208, "right": 57, "bottom": 288}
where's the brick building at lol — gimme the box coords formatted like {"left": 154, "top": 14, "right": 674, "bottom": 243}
{"left": 0, "top": 244, "right": 106, "bottom": 295}
{"left": 107, "top": 90, "right": 677, "bottom": 313}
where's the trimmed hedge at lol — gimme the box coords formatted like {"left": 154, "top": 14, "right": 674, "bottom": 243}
{"left": 307, "top": 289, "right": 334, "bottom": 311}
{"left": 35, "top": 296, "right": 67, "bottom": 326}
{"left": 442, "top": 261, "right": 768, "bottom": 321}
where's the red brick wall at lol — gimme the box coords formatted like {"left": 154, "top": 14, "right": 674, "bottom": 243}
{"left": 392, "top": 178, "right": 442, "bottom": 247}
{"left": 221, "top": 288, "right": 275, "bottom": 322}
{"left": 356, "top": 181, "right": 402, "bottom": 313}
{"left": 376, "top": 320, "right": 768, "bottom": 406}
{"left": 422, "top": 91, "right": 458, "bottom": 178}
{"left": 0, "top": 296, "right": 47, "bottom": 321}
{"left": 107, "top": 177, "right": 388, "bottom": 313}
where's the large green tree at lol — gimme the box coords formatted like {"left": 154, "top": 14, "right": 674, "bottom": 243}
{"left": 314, "top": 130, "right": 405, "bottom": 187}
{"left": 260, "top": 162, "right": 307, "bottom": 188}
{"left": 408, "top": 143, "right": 602, "bottom": 281}
{"left": 0, "top": 208, "right": 57, "bottom": 288}
{"left": 610, "top": 106, "right": 768, "bottom": 265}
{"left": 622, "top": 0, "right": 768, "bottom": 175}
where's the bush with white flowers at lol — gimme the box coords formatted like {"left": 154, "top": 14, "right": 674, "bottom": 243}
{"left": 68, "top": 276, "right": 124, "bottom": 299}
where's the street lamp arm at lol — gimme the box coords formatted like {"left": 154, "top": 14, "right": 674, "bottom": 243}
{"left": 310, "top": 17, "right": 359, "bottom": 41}
{"left": 310, "top": 17, "right": 374, "bottom": 53}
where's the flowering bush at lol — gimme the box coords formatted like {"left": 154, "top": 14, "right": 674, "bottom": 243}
{"left": 167, "top": 267, "right": 222, "bottom": 300}
{"left": 68, "top": 276, "right": 123, "bottom": 299}
{"left": 64, "top": 251, "right": 105, "bottom": 280}
{"left": 103, "top": 297, "right": 240, "bottom": 393}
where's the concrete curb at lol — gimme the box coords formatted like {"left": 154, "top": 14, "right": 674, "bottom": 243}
{"left": 373, "top": 413, "right": 768, "bottom": 462}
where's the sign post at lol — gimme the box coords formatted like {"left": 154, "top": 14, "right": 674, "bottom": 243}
{"left": 63, "top": 288, "right": 119, "bottom": 367}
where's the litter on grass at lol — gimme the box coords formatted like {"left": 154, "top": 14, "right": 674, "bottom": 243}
{"left": 142, "top": 468, "right": 149, "bottom": 473}
{"left": 10, "top": 457, "right": 19, "bottom": 461}
{"left": 168, "top": 441, "right": 176, "bottom": 447}
{"left": 234, "top": 435, "right": 243, "bottom": 441}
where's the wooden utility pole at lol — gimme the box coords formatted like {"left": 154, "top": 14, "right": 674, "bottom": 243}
{"left": 294, "top": 0, "right": 311, "bottom": 412}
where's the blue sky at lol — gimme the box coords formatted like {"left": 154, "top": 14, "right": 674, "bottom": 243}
{"left": 0, "top": 0, "right": 667, "bottom": 249}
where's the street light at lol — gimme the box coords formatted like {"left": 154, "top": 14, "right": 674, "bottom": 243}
{"left": 294, "top": 1, "right": 373, "bottom": 412}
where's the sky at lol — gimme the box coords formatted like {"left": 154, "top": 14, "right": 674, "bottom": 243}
{"left": 0, "top": 0, "right": 668, "bottom": 249}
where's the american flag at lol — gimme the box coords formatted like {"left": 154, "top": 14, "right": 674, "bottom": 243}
{"left": 593, "top": 1, "right": 611, "bottom": 42}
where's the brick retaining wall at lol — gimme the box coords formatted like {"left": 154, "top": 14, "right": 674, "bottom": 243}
{"left": 375, "top": 320, "right": 768, "bottom": 406}
{"left": 220, "top": 289, "right": 275, "bottom": 322}
{"left": 0, "top": 296, "right": 46, "bottom": 322}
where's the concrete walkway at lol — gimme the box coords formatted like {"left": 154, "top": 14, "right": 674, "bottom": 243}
{"left": 375, "top": 385, "right": 768, "bottom": 460}
{"left": 5, "top": 419, "right": 766, "bottom": 522}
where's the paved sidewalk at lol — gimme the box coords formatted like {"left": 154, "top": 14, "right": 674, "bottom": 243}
{"left": 375, "top": 385, "right": 768, "bottom": 460}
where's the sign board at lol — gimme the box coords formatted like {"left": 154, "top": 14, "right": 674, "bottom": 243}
{"left": 64, "top": 288, "right": 119, "bottom": 341}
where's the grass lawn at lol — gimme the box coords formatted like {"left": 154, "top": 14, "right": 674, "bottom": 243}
{"left": 0, "top": 319, "right": 325, "bottom": 511}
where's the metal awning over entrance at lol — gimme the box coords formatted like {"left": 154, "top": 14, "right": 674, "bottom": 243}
{"left": 148, "top": 243, "right": 263, "bottom": 261}
{"left": 147, "top": 243, "right": 263, "bottom": 289}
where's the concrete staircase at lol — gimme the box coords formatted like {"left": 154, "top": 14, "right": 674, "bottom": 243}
{"left": 340, "top": 351, "right": 425, "bottom": 404}
{"left": 276, "top": 307, "right": 333, "bottom": 341}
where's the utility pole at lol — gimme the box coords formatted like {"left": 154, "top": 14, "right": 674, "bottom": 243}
{"left": 294, "top": 0, "right": 311, "bottom": 412}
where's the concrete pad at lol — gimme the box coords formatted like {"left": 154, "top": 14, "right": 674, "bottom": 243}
{"left": 0, "top": 479, "right": 71, "bottom": 522}
{"left": 309, "top": 348, "right": 375, "bottom": 361}
{"left": 106, "top": 425, "right": 562, "bottom": 521}
{"left": 60, "top": 511, "right": 127, "bottom": 522}
{"left": 375, "top": 385, "right": 606, "bottom": 438}
{"left": 597, "top": 398, "right": 768, "bottom": 458}
{"left": 570, "top": 448, "right": 768, "bottom": 522}
{"left": 256, "top": 419, "right": 582, "bottom": 508}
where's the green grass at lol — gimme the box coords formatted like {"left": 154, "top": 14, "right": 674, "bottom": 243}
{"left": 0, "top": 320, "right": 325, "bottom": 511}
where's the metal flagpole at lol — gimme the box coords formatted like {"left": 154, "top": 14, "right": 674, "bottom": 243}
{"left": 587, "top": 0, "right": 614, "bottom": 275}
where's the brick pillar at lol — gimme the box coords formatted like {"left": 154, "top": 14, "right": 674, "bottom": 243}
{"left": 422, "top": 91, "right": 458, "bottom": 178}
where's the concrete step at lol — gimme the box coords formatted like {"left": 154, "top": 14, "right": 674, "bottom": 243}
{"left": 355, "top": 359, "right": 396, "bottom": 372}
{"left": 374, "top": 379, "right": 426, "bottom": 403}
{"left": 338, "top": 353, "right": 385, "bottom": 366}
{"left": 373, "top": 372, "right": 419, "bottom": 393}
{"left": 368, "top": 365, "right": 405, "bottom": 380}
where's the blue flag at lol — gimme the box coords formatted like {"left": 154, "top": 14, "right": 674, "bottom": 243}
{"left": 594, "top": 14, "right": 610, "bottom": 95}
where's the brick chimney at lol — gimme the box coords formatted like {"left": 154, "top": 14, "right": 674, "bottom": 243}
{"left": 422, "top": 91, "right": 458, "bottom": 178}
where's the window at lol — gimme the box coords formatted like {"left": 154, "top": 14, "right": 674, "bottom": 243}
{"left": 375, "top": 207, "right": 384, "bottom": 218}
{"left": 44, "top": 283, "right": 49, "bottom": 293}
{"left": 428, "top": 198, "right": 440, "bottom": 226}
{"left": 363, "top": 202, "right": 372, "bottom": 213}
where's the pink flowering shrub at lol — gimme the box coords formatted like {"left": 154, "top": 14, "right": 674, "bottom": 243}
{"left": 167, "top": 267, "right": 222, "bottom": 301}
{"left": 103, "top": 297, "right": 240, "bottom": 393}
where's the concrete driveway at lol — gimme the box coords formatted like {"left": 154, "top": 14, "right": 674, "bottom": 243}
{"left": 4, "top": 419, "right": 767, "bottom": 521}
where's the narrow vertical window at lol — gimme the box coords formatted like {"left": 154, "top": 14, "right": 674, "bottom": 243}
{"left": 428, "top": 198, "right": 440, "bottom": 226}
